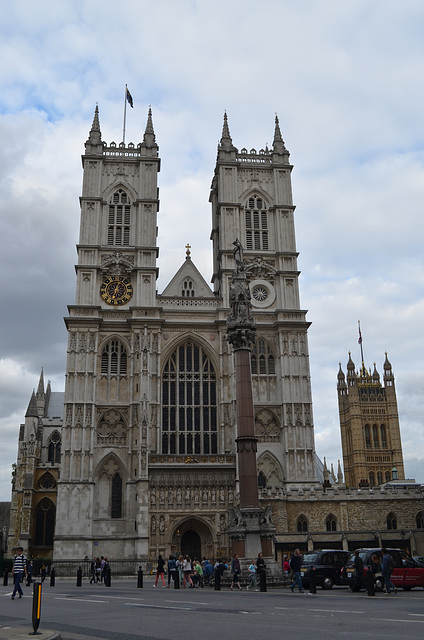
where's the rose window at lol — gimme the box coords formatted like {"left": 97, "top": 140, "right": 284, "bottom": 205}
{"left": 252, "top": 285, "right": 269, "bottom": 302}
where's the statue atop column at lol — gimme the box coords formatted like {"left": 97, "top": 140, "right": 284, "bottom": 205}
{"left": 226, "top": 239, "right": 256, "bottom": 348}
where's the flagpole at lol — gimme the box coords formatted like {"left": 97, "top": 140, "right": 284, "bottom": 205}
{"left": 123, "top": 84, "right": 128, "bottom": 145}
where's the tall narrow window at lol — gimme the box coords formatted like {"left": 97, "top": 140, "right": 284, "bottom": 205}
{"left": 416, "top": 511, "right": 424, "bottom": 529}
{"left": 258, "top": 471, "right": 266, "bottom": 488}
{"left": 377, "top": 471, "right": 383, "bottom": 485}
{"left": 364, "top": 425, "right": 371, "bottom": 448}
{"left": 34, "top": 498, "right": 55, "bottom": 546}
{"left": 48, "top": 432, "right": 61, "bottom": 464}
{"left": 372, "top": 425, "right": 379, "bottom": 448}
{"left": 251, "top": 338, "right": 275, "bottom": 376}
{"left": 297, "top": 515, "right": 308, "bottom": 532}
{"left": 369, "top": 471, "right": 375, "bottom": 487}
{"left": 162, "top": 342, "right": 217, "bottom": 455}
{"left": 386, "top": 512, "right": 397, "bottom": 530}
{"left": 101, "top": 340, "right": 128, "bottom": 376}
{"left": 380, "top": 425, "right": 387, "bottom": 448}
{"left": 111, "top": 473, "right": 122, "bottom": 518}
{"left": 325, "top": 514, "right": 337, "bottom": 532}
{"left": 108, "top": 189, "right": 131, "bottom": 246}
{"left": 245, "top": 194, "right": 268, "bottom": 250}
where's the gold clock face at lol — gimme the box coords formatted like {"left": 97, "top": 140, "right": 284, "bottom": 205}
{"left": 100, "top": 276, "right": 133, "bottom": 306}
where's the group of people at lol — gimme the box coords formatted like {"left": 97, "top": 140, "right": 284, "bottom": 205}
{"left": 350, "top": 548, "right": 397, "bottom": 594}
{"left": 153, "top": 554, "right": 216, "bottom": 588}
{"left": 89, "top": 556, "right": 110, "bottom": 584}
{"left": 153, "top": 552, "right": 267, "bottom": 591}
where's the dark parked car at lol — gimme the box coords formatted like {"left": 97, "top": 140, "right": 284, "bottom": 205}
{"left": 300, "top": 550, "right": 351, "bottom": 589}
{"left": 341, "top": 548, "right": 424, "bottom": 591}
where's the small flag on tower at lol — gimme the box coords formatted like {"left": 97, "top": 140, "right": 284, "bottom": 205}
{"left": 126, "top": 88, "right": 133, "bottom": 108}
{"left": 358, "top": 325, "right": 362, "bottom": 344}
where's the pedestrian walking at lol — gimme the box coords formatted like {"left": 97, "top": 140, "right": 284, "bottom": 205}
{"left": 154, "top": 554, "right": 166, "bottom": 587}
{"left": 289, "top": 549, "right": 304, "bottom": 593}
{"left": 230, "top": 553, "right": 242, "bottom": 590}
{"left": 382, "top": 548, "right": 397, "bottom": 594}
{"left": 11, "top": 547, "right": 27, "bottom": 600}
{"left": 350, "top": 550, "right": 367, "bottom": 592}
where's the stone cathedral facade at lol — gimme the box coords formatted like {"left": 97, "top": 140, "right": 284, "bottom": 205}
{"left": 9, "top": 109, "right": 424, "bottom": 562}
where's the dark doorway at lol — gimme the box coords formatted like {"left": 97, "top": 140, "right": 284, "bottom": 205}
{"left": 181, "top": 530, "right": 201, "bottom": 560}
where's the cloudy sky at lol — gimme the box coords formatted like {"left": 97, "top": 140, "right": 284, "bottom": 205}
{"left": 1, "top": 0, "right": 423, "bottom": 501}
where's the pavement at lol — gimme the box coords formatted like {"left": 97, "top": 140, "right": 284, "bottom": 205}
{"left": 0, "top": 626, "right": 60, "bottom": 640}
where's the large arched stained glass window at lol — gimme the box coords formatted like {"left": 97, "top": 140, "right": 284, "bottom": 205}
{"left": 162, "top": 342, "right": 217, "bottom": 455}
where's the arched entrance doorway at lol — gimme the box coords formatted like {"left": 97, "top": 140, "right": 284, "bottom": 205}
{"left": 181, "top": 530, "right": 201, "bottom": 560}
{"left": 172, "top": 518, "right": 216, "bottom": 560}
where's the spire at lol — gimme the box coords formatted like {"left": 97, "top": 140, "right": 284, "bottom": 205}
{"left": 87, "top": 105, "right": 102, "bottom": 144}
{"left": 272, "top": 114, "right": 286, "bottom": 153}
{"left": 141, "top": 106, "right": 157, "bottom": 151}
{"left": 25, "top": 391, "right": 38, "bottom": 418}
{"left": 372, "top": 362, "right": 380, "bottom": 383}
{"left": 85, "top": 105, "right": 103, "bottom": 154}
{"left": 337, "top": 362, "right": 347, "bottom": 393}
{"left": 272, "top": 114, "right": 290, "bottom": 161}
{"left": 36, "top": 368, "right": 45, "bottom": 398}
{"left": 218, "top": 111, "right": 237, "bottom": 152}
{"left": 383, "top": 351, "right": 394, "bottom": 385}
{"left": 346, "top": 352, "right": 356, "bottom": 387}
{"left": 221, "top": 111, "right": 232, "bottom": 142}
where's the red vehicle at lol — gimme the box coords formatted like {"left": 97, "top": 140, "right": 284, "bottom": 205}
{"left": 341, "top": 548, "right": 424, "bottom": 591}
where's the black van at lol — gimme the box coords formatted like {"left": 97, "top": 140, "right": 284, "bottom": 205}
{"left": 300, "top": 550, "right": 351, "bottom": 589}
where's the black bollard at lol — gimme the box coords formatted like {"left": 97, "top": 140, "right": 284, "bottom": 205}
{"left": 50, "top": 567, "right": 55, "bottom": 587}
{"left": 214, "top": 569, "right": 221, "bottom": 591}
{"left": 366, "top": 570, "right": 375, "bottom": 596}
{"left": 31, "top": 582, "right": 42, "bottom": 636}
{"left": 259, "top": 569, "right": 267, "bottom": 592}
{"left": 137, "top": 566, "right": 143, "bottom": 588}
{"left": 76, "top": 566, "right": 82, "bottom": 587}
{"left": 308, "top": 569, "right": 317, "bottom": 594}
{"left": 3, "top": 570, "right": 8, "bottom": 586}
{"left": 104, "top": 566, "right": 111, "bottom": 587}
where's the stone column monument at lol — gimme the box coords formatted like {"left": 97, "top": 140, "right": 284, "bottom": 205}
{"left": 225, "top": 240, "right": 275, "bottom": 559}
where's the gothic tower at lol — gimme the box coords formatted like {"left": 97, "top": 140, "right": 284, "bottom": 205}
{"left": 338, "top": 353, "right": 405, "bottom": 488}
{"left": 210, "top": 114, "right": 317, "bottom": 487}
{"left": 54, "top": 107, "right": 161, "bottom": 558}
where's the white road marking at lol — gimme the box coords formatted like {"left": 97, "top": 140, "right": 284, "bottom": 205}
{"left": 310, "top": 609, "right": 365, "bottom": 614}
{"left": 55, "top": 597, "right": 108, "bottom": 603}
{"left": 165, "top": 599, "right": 208, "bottom": 605}
{"left": 126, "top": 603, "right": 192, "bottom": 610}
{"left": 372, "top": 617, "right": 424, "bottom": 624}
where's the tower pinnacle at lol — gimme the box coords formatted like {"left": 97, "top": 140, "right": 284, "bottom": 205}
{"left": 85, "top": 105, "right": 103, "bottom": 154}
{"left": 141, "top": 106, "right": 157, "bottom": 150}
{"left": 272, "top": 114, "right": 286, "bottom": 152}
{"left": 218, "top": 112, "right": 237, "bottom": 154}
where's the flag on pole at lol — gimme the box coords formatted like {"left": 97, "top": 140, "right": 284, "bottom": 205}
{"left": 126, "top": 88, "right": 134, "bottom": 108}
{"left": 358, "top": 327, "right": 362, "bottom": 344}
